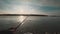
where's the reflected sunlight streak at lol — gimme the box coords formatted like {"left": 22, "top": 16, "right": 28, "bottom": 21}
{"left": 18, "top": 16, "right": 26, "bottom": 22}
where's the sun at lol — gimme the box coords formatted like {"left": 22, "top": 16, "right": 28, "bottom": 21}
{"left": 17, "top": 5, "right": 30, "bottom": 14}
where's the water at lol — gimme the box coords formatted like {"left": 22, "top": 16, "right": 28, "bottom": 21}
{"left": 0, "top": 16, "right": 60, "bottom": 32}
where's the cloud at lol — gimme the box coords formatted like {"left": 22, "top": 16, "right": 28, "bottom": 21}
{"left": 0, "top": 0, "right": 22, "bottom": 11}
{"left": 34, "top": 0, "right": 60, "bottom": 6}
{"left": 0, "top": 0, "right": 60, "bottom": 15}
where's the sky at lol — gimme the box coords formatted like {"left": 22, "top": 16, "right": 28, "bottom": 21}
{"left": 0, "top": 0, "right": 60, "bottom": 15}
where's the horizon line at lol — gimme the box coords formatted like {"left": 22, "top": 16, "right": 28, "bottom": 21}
{"left": 0, "top": 14, "right": 48, "bottom": 16}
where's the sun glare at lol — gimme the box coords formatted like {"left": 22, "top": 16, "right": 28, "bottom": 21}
{"left": 18, "top": 16, "right": 26, "bottom": 22}
{"left": 15, "top": 5, "right": 43, "bottom": 22}
{"left": 13, "top": 5, "right": 35, "bottom": 14}
{"left": 18, "top": 6, "right": 31, "bottom": 14}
